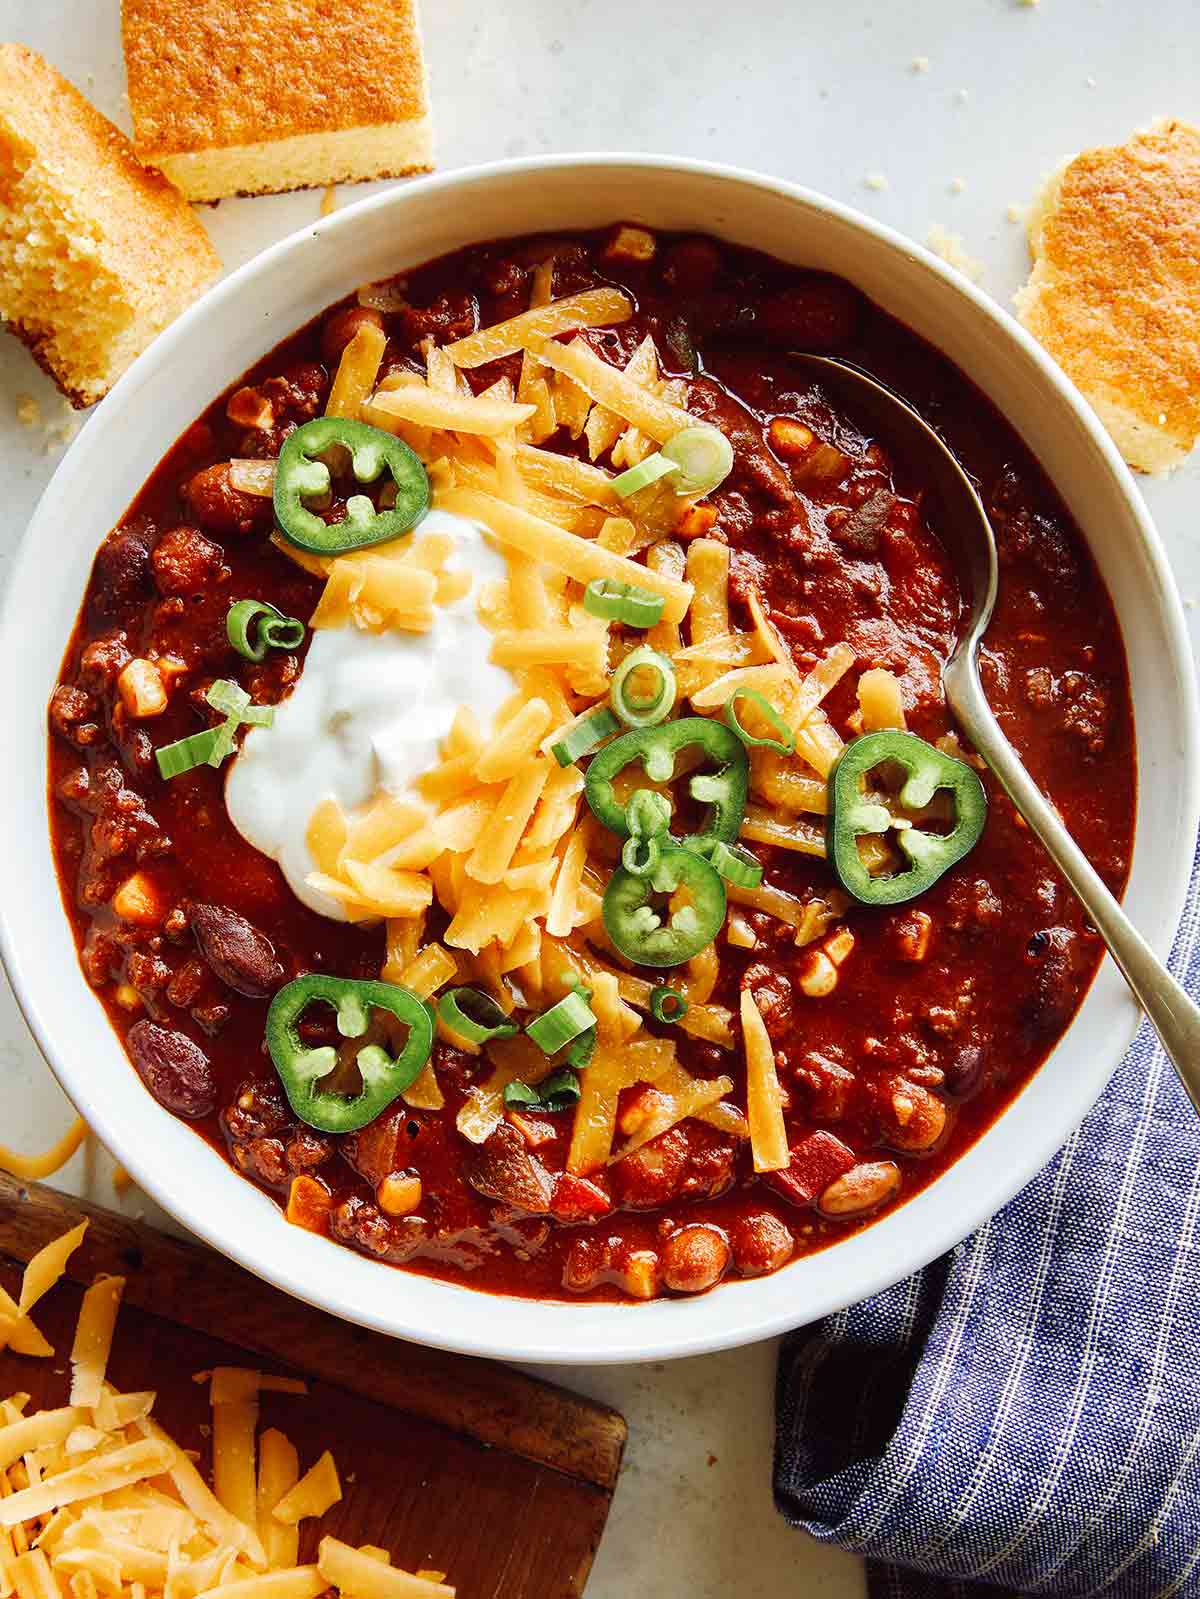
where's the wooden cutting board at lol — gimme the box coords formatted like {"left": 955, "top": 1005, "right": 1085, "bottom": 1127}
{"left": 0, "top": 1173, "right": 625, "bottom": 1598}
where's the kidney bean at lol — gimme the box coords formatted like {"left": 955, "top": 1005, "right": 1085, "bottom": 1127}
{"left": 661, "top": 1224, "right": 731, "bottom": 1294}
{"left": 89, "top": 527, "right": 154, "bottom": 620}
{"left": 944, "top": 1043, "right": 986, "bottom": 1099}
{"left": 126, "top": 1020, "right": 215, "bottom": 1118}
{"left": 190, "top": 903, "right": 283, "bottom": 997}
{"left": 818, "top": 1160, "right": 902, "bottom": 1219}
{"left": 731, "top": 1212, "right": 794, "bottom": 1277}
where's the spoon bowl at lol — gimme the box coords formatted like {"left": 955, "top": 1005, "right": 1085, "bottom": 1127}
{"left": 790, "top": 352, "right": 1200, "bottom": 1114}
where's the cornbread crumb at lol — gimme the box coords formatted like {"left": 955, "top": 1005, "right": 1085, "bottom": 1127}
{"left": 864, "top": 173, "right": 889, "bottom": 192}
{"left": 123, "top": 0, "right": 433, "bottom": 201}
{"left": 15, "top": 393, "right": 40, "bottom": 426}
{"left": 1006, "top": 202, "right": 1025, "bottom": 223}
{"left": 911, "top": 55, "right": 931, "bottom": 72}
{"left": 320, "top": 185, "right": 339, "bottom": 217}
{"left": 949, "top": 177, "right": 966, "bottom": 194}
{"left": 1014, "top": 118, "right": 1200, "bottom": 474}
{"left": 926, "top": 225, "right": 985, "bottom": 283}
{"left": 0, "top": 44, "right": 220, "bottom": 407}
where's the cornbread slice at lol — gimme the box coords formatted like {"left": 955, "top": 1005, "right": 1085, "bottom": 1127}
{"left": 122, "top": 0, "right": 433, "bottom": 202}
{"left": 1014, "top": 118, "right": 1200, "bottom": 474}
{"left": 0, "top": 44, "right": 220, "bottom": 408}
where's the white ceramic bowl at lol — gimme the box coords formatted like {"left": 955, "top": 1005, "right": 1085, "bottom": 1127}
{"left": 3, "top": 156, "right": 1196, "bottom": 1364}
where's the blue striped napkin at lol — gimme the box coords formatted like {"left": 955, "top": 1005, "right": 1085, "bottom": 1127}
{"left": 774, "top": 841, "right": 1200, "bottom": 1598}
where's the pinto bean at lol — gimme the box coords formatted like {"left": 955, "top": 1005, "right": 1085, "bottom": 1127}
{"left": 190, "top": 903, "right": 283, "bottom": 997}
{"left": 181, "top": 464, "right": 274, "bottom": 537}
{"left": 731, "top": 1213, "right": 794, "bottom": 1277}
{"left": 321, "top": 306, "right": 385, "bottom": 366}
{"left": 126, "top": 1020, "right": 215, "bottom": 1118}
{"left": 661, "top": 1224, "right": 731, "bottom": 1294}
{"left": 818, "top": 1160, "right": 902, "bottom": 1219}
{"left": 878, "top": 1074, "right": 948, "bottom": 1152}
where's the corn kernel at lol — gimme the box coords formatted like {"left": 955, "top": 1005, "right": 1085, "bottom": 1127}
{"left": 111, "top": 872, "right": 161, "bottom": 927}
{"left": 286, "top": 1175, "right": 333, "bottom": 1233}
{"left": 824, "top": 928, "right": 856, "bottom": 967}
{"left": 376, "top": 1172, "right": 422, "bottom": 1216}
{"left": 114, "top": 983, "right": 143, "bottom": 1011}
{"left": 799, "top": 951, "right": 838, "bottom": 997}
{"left": 604, "top": 225, "right": 657, "bottom": 263}
{"left": 675, "top": 503, "right": 718, "bottom": 540}
{"left": 117, "top": 658, "right": 167, "bottom": 718}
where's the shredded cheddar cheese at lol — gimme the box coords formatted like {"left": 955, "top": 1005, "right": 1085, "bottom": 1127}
{"left": 0, "top": 1224, "right": 457, "bottom": 1596}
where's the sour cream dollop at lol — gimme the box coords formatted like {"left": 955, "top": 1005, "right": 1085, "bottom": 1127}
{"left": 225, "top": 510, "right": 514, "bottom": 919}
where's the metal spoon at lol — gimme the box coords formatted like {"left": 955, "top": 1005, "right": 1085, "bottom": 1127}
{"left": 790, "top": 353, "right": 1200, "bottom": 1111}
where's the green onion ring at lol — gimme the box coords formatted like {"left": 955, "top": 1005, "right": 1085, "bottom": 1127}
{"left": 723, "top": 688, "right": 796, "bottom": 754}
{"left": 549, "top": 706, "right": 620, "bottom": 768}
{"left": 662, "top": 426, "right": 734, "bottom": 496}
{"left": 649, "top": 986, "right": 689, "bottom": 1025}
{"left": 708, "top": 839, "right": 764, "bottom": 889}
{"left": 565, "top": 1026, "right": 597, "bottom": 1070}
{"left": 582, "top": 578, "right": 665, "bottom": 629}
{"left": 503, "top": 1068, "right": 583, "bottom": 1112}
{"left": 436, "top": 986, "right": 519, "bottom": 1044}
{"left": 227, "top": 599, "right": 306, "bottom": 663}
{"left": 611, "top": 453, "right": 680, "bottom": 499}
{"left": 526, "top": 989, "right": 597, "bottom": 1055}
{"left": 610, "top": 646, "right": 677, "bottom": 729}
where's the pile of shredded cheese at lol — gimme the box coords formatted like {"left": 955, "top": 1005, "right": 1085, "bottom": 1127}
{"left": 0, "top": 1222, "right": 455, "bottom": 1599}
{"left": 238, "top": 260, "right": 934, "bottom": 1180}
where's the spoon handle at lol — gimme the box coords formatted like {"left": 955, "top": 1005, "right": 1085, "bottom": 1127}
{"left": 948, "top": 670, "right": 1200, "bottom": 1111}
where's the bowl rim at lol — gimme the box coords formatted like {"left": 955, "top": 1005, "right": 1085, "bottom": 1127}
{"left": 4, "top": 152, "right": 1197, "bottom": 1364}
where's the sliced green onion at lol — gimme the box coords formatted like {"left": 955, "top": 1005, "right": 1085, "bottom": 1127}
{"left": 621, "top": 831, "right": 663, "bottom": 878}
{"left": 610, "top": 646, "right": 677, "bottom": 729}
{"left": 582, "top": 578, "right": 665, "bottom": 629}
{"left": 227, "top": 599, "right": 306, "bottom": 662}
{"left": 154, "top": 728, "right": 223, "bottom": 780}
{"left": 566, "top": 1026, "right": 596, "bottom": 1070}
{"left": 708, "top": 839, "right": 764, "bottom": 889}
{"left": 650, "top": 986, "right": 689, "bottom": 1025}
{"left": 626, "top": 788, "right": 671, "bottom": 840}
{"left": 724, "top": 688, "right": 796, "bottom": 755}
{"left": 549, "top": 706, "right": 620, "bottom": 768}
{"left": 437, "top": 986, "right": 519, "bottom": 1044}
{"left": 662, "top": 426, "right": 734, "bottom": 496}
{"left": 526, "top": 990, "right": 597, "bottom": 1055}
{"left": 503, "top": 1069, "right": 582, "bottom": 1113}
{"left": 205, "top": 679, "right": 274, "bottom": 727}
{"left": 611, "top": 453, "right": 680, "bottom": 499}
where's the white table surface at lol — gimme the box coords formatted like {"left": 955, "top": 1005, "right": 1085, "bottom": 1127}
{"left": 2, "top": 3, "right": 1197, "bottom": 1594}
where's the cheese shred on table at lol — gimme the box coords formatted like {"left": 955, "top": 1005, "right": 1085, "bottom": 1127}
{"left": 0, "top": 1221, "right": 455, "bottom": 1597}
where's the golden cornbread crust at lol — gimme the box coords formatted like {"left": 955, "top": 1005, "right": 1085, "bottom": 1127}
{"left": 1014, "top": 118, "right": 1200, "bottom": 474}
{"left": 123, "top": 0, "right": 432, "bottom": 196}
{"left": 0, "top": 43, "right": 220, "bottom": 406}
